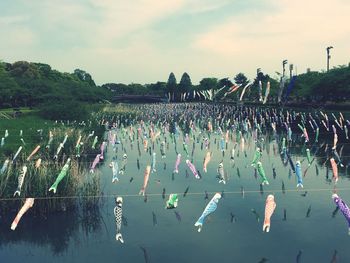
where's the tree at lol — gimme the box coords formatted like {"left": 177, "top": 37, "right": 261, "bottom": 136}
{"left": 218, "top": 78, "right": 232, "bottom": 88}
{"left": 178, "top": 72, "right": 192, "bottom": 101}
{"left": 147, "top": 82, "right": 166, "bottom": 96}
{"left": 74, "top": 69, "right": 96, "bottom": 86}
{"left": 198, "top": 78, "right": 218, "bottom": 91}
{"left": 166, "top": 72, "right": 177, "bottom": 102}
{"left": 234, "top": 73, "right": 249, "bottom": 86}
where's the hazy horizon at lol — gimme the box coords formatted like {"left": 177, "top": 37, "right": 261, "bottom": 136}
{"left": 1, "top": 0, "right": 349, "bottom": 85}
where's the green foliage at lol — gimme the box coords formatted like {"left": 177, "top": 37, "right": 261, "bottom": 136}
{"left": 0, "top": 61, "right": 111, "bottom": 109}
{"left": 146, "top": 81, "right": 166, "bottom": 95}
{"left": 102, "top": 83, "right": 150, "bottom": 95}
{"left": 166, "top": 72, "right": 177, "bottom": 101}
{"left": 3, "top": 60, "right": 350, "bottom": 106}
{"left": 178, "top": 72, "right": 192, "bottom": 93}
{"left": 198, "top": 78, "right": 218, "bottom": 91}
{"left": 291, "top": 66, "right": 350, "bottom": 101}
{"left": 234, "top": 73, "right": 249, "bottom": 86}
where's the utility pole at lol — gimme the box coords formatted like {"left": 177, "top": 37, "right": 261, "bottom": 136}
{"left": 327, "top": 46, "right": 333, "bottom": 72}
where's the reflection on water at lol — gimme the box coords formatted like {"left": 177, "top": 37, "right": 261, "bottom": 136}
{"left": 0, "top": 201, "right": 103, "bottom": 255}
{"left": 1, "top": 104, "right": 350, "bottom": 263}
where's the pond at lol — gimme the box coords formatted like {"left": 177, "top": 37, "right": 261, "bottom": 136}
{"left": 0, "top": 103, "right": 349, "bottom": 263}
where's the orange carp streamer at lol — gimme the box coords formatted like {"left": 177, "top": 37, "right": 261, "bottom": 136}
{"left": 263, "top": 195, "right": 276, "bottom": 233}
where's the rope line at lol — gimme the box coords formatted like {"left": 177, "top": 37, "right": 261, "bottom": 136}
{"left": 0, "top": 187, "right": 347, "bottom": 201}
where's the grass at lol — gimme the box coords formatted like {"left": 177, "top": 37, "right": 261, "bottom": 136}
{"left": 0, "top": 112, "right": 104, "bottom": 216}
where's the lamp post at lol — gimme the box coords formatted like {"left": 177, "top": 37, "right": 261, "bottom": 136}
{"left": 289, "top": 64, "right": 293, "bottom": 79}
{"left": 282, "top": 60, "right": 288, "bottom": 78}
{"left": 327, "top": 46, "right": 333, "bottom": 72}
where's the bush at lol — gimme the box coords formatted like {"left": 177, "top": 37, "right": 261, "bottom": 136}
{"left": 39, "top": 101, "right": 88, "bottom": 121}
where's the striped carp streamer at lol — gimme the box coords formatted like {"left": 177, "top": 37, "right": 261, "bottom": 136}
{"left": 217, "top": 162, "right": 226, "bottom": 184}
{"left": 49, "top": 158, "right": 71, "bottom": 194}
{"left": 174, "top": 153, "right": 181, "bottom": 173}
{"left": 186, "top": 160, "right": 201, "bottom": 179}
{"left": 114, "top": 197, "right": 124, "bottom": 243}
{"left": 263, "top": 195, "right": 276, "bottom": 233}
{"left": 330, "top": 158, "right": 338, "bottom": 183}
{"left": 194, "top": 193, "right": 221, "bottom": 232}
{"left": 11, "top": 198, "right": 35, "bottom": 230}
{"left": 166, "top": 194, "right": 178, "bottom": 209}
{"left": 13, "top": 165, "right": 28, "bottom": 197}
{"left": 139, "top": 165, "right": 151, "bottom": 196}
{"left": 257, "top": 162, "right": 269, "bottom": 185}
{"left": 203, "top": 152, "right": 211, "bottom": 173}
{"left": 295, "top": 161, "right": 303, "bottom": 188}
{"left": 110, "top": 157, "right": 119, "bottom": 183}
{"left": 332, "top": 194, "right": 350, "bottom": 235}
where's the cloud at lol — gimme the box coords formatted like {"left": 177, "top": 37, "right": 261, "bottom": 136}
{"left": 87, "top": 0, "right": 186, "bottom": 45}
{"left": 192, "top": 0, "right": 350, "bottom": 75}
{"left": 1, "top": 0, "right": 349, "bottom": 84}
{"left": 183, "top": 0, "right": 232, "bottom": 14}
{"left": 0, "top": 15, "right": 29, "bottom": 25}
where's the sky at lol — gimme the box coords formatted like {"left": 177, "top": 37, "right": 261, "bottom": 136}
{"left": 0, "top": 0, "right": 349, "bottom": 85}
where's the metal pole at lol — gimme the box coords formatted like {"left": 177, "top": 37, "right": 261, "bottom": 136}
{"left": 327, "top": 46, "right": 333, "bottom": 72}
{"left": 282, "top": 60, "right": 288, "bottom": 77}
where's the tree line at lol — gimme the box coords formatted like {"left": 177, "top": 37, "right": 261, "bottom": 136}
{"left": 1, "top": 60, "right": 350, "bottom": 111}
{"left": 0, "top": 61, "right": 110, "bottom": 109}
